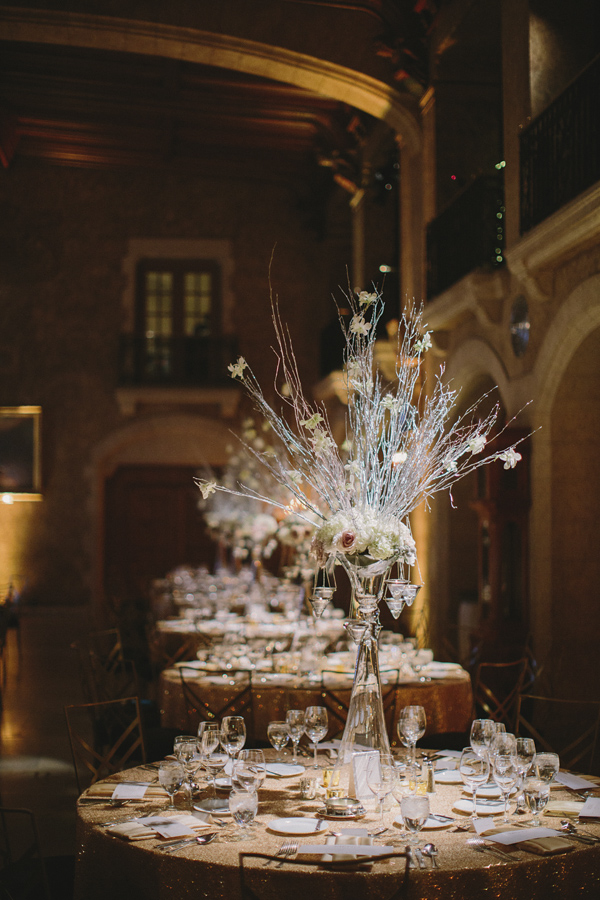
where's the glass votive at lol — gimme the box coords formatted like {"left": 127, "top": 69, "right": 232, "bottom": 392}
{"left": 299, "top": 776, "right": 318, "bottom": 800}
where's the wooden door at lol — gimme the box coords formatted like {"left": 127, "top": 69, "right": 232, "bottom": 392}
{"left": 104, "top": 465, "right": 217, "bottom": 604}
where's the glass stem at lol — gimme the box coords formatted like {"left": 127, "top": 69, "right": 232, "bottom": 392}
{"left": 313, "top": 742, "right": 318, "bottom": 768}
{"left": 472, "top": 787, "right": 478, "bottom": 819}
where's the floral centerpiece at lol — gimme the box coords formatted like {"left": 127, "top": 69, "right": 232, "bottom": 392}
{"left": 196, "top": 288, "right": 526, "bottom": 757}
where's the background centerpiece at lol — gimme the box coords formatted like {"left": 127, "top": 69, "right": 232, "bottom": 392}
{"left": 196, "top": 288, "right": 525, "bottom": 760}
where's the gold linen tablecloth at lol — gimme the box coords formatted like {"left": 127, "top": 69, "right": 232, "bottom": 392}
{"left": 158, "top": 667, "right": 474, "bottom": 741}
{"left": 74, "top": 762, "right": 600, "bottom": 900}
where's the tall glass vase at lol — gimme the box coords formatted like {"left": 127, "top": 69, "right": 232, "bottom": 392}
{"left": 335, "top": 555, "right": 396, "bottom": 767}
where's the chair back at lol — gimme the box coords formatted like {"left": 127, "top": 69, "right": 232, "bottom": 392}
{"left": 239, "top": 851, "right": 410, "bottom": 900}
{"left": 516, "top": 693, "right": 600, "bottom": 774}
{"left": 178, "top": 666, "right": 253, "bottom": 733}
{"left": 0, "top": 807, "right": 51, "bottom": 900}
{"left": 64, "top": 696, "right": 147, "bottom": 793}
{"left": 472, "top": 657, "right": 528, "bottom": 731}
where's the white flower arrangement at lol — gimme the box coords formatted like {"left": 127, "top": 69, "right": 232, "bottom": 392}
{"left": 196, "top": 289, "right": 527, "bottom": 580}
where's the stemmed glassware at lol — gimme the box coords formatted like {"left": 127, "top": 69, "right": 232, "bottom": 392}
{"left": 366, "top": 753, "right": 395, "bottom": 832}
{"left": 459, "top": 747, "right": 490, "bottom": 822}
{"left": 285, "top": 709, "right": 305, "bottom": 764}
{"left": 400, "top": 794, "right": 430, "bottom": 846}
{"left": 233, "top": 749, "right": 266, "bottom": 794}
{"left": 221, "top": 716, "right": 247, "bottom": 769}
{"left": 397, "top": 706, "right": 426, "bottom": 765}
{"left": 534, "top": 752, "right": 560, "bottom": 785}
{"left": 226, "top": 789, "right": 258, "bottom": 842}
{"left": 470, "top": 719, "right": 495, "bottom": 756}
{"left": 303, "top": 706, "right": 328, "bottom": 769}
{"left": 492, "top": 754, "right": 520, "bottom": 823}
{"left": 173, "top": 734, "right": 200, "bottom": 805}
{"left": 514, "top": 737, "right": 536, "bottom": 808}
{"left": 158, "top": 760, "right": 185, "bottom": 810}
{"left": 267, "top": 721, "right": 291, "bottom": 761}
{"left": 522, "top": 776, "right": 550, "bottom": 826}
{"left": 199, "top": 727, "right": 229, "bottom": 808}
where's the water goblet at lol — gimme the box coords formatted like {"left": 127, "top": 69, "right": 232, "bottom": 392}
{"left": 492, "top": 754, "right": 520, "bottom": 823}
{"left": 233, "top": 749, "right": 266, "bottom": 794}
{"left": 366, "top": 753, "right": 396, "bottom": 831}
{"left": 225, "top": 789, "right": 258, "bottom": 842}
{"left": 400, "top": 794, "right": 430, "bottom": 846}
{"left": 158, "top": 760, "right": 185, "bottom": 810}
{"left": 523, "top": 776, "right": 550, "bottom": 826}
{"left": 267, "top": 721, "right": 291, "bottom": 762}
{"left": 285, "top": 709, "right": 305, "bottom": 764}
{"left": 304, "top": 706, "right": 328, "bottom": 769}
{"left": 469, "top": 719, "right": 495, "bottom": 756}
{"left": 397, "top": 705, "right": 426, "bottom": 765}
{"left": 174, "top": 734, "right": 200, "bottom": 804}
{"left": 534, "top": 752, "right": 560, "bottom": 784}
{"left": 459, "top": 747, "right": 490, "bottom": 821}
{"left": 514, "top": 737, "right": 536, "bottom": 806}
{"left": 221, "top": 715, "right": 246, "bottom": 767}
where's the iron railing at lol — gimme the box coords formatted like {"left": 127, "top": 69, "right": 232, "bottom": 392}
{"left": 520, "top": 55, "right": 600, "bottom": 234}
{"left": 426, "top": 173, "right": 505, "bottom": 299}
{"left": 118, "top": 334, "right": 238, "bottom": 386}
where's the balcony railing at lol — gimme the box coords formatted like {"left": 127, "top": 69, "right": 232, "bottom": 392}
{"left": 426, "top": 174, "right": 505, "bottom": 299}
{"left": 520, "top": 54, "right": 600, "bottom": 234}
{"left": 118, "top": 334, "right": 238, "bottom": 387}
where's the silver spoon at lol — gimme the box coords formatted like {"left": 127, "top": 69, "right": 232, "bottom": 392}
{"left": 560, "top": 821, "right": 600, "bottom": 843}
{"left": 157, "top": 832, "right": 218, "bottom": 852}
{"left": 422, "top": 842, "right": 439, "bottom": 868}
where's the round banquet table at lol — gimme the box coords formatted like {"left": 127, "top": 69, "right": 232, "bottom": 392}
{"left": 74, "top": 758, "right": 600, "bottom": 900}
{"left": 158, "top": 665, "right": 474, "bottom": 742}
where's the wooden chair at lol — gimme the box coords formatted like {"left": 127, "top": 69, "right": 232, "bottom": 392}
{"left": 516, "top": 694, "right": 600, "bottom": 775}
{"left": 64, "top": 696, "right": 147, "bottom": 793}
{"left": 178, "top": 666, "right": 253, "bottom": 733}
{"left": 472, "top": 657, "right": 529, "bottom": 731}
{"left": 319, "top": 669, "right": 400, "bottom": 741}
{"left": 0, "top": 807, "right": 74, "bottom": 900}
{"left": 239, "top": 851, "right": 410, "bottom": 900}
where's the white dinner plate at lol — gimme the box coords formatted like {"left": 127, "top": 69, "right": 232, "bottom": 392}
{"left": 267, "top": 817, "right": 329, "bottom": 836}
{"left": 435, "top": 770, "right": 463, "bottom": 784}
{"left": 453, "top": 798, "right": 505, "bottom": 816}
{"left": 462, "top": 785, "right": 517, "bottom": 799}
{"left": 265, "top": 764, "right": 305, "bottom": 778}
{"left": 394, "top": 814, "right": 453, "bottom": 830}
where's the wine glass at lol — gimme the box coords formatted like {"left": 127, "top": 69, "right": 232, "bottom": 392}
{"left": 226, "top": 789, "right": 258, "bottom": 841}
{"left": 221, "top": 716, "right": 247, "bottom": 766}
{"left": 492, "top": 753, "right": 520, "bottom": 823}
{"left": 285, "top": 709, "right": 305, "bottom": 764}
{"left": 459, "top": 747, "right": 490, "bottom": 821}
{"left": 366, "top": 754, "right": 395, "bottom": 832}
{"left": 201, "top": 728, "right": 229, "bottom": 799}
{"left": 158, "top": 760, "right": 185, "bottom": 810}
{"left": 397, "top": 706, "right": 426, "bottom": 765}
{"left": 233, "top": 749, "right": 266, "bottom": 794}
{"left": 534, "top": 752, "right": 560, "bottom": 784}
{"left": 522, "top": 776, "right": 550, "bottom": 826}
{"left": 470, "top": 719, "right": 494, "bottom": 756}
{"left": 304, "top": 706, "right": 328, "bottom": 769}
{"left": 400, "top": 794, "right": 430, "bottom": 846}
{"left": 173, "top": 734, "right": 200, "bottom": 804}
{"left": 267, "top": 721, "right": 291, "bottom": 762}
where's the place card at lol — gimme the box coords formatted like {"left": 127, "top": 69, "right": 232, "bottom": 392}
{"left": 111, "top": 783, "right": 150, "bottom": 800}
{"left": 476, "top": 821, "right": 559, "bottom": 844}
{"left": 435, "top": 758, "right": 458, "bottom": 771}
{"left": 301, "top": 844, "right": 394, "bottom": 856}
{"left": 350, "top": 750, "right": 379, "bottom": 802}
{"left": 137, "top": 815, "right": 204, "bottom": 838}
{"left": 555, "top": 772, "right": 598, "bottom": 791}
{"left": 580, "top": 797, "right": 600, "bottom": 818}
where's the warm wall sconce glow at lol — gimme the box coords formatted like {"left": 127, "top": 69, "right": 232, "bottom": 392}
{"left": 2, "top": 494, "right": 14, "bottom": 505}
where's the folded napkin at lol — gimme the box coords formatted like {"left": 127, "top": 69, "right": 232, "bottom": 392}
{"left": 107, "top": 813, "right": 210, "bottom": 842}
{"left": 320, "top": 834, "right": 375, "bottom": 862}
{"left": 482, "top": 824, "right": 575, "bottom": 856}
{"left": 82, "top": 782, "right": 168, "bottom": 800}
{"left": 544, "top": 800, "right": 584, "bottom": 818}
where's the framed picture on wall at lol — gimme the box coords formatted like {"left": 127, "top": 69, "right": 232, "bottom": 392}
{"left": 0, "top": 406, "right": 42, "bottom": 500}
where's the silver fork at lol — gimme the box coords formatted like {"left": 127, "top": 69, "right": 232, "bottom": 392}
{"left": 263, "top": 840, "right": 292, "bottom": 867}
{"left": 466, "top": 837, "right": 516, "bottom": 862}
{"left": 276, "top": 840, "right": 298, "bottom": 867}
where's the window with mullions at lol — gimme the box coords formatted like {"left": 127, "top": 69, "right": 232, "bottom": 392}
{"left": 134, "top": 259, "right": 221, "bottom": 384}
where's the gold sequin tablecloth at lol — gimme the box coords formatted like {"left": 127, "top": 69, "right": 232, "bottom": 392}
{"left": 74, "top": 763, "right": 600, "bottom": 900}
{"left": 158, "top": 667, "right": 474, "bottom": 741}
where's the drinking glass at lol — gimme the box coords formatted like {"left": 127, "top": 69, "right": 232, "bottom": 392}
{"left": 286, "top": 709, "right": 305, "bottom": 764}
{"left": 459, "top": 747, "right": 490, "bottom": 821}
{"left": 233, "top": 749, "right": 266, "bottom": 794}
{"left": 201, "top": 730, "right": 229, "bottom": 799}
{"left": 391, "top": 765, "right": 412, "bottom": 836}
{"left": 492, "top": 753, "right": 520, "bottom": 823}
{"left": 221, "top": 716, "right": 247, "bottom": 765}
{"left": 400, "top": 794, "right": 430, "bottom": 845}
{"left": 198, "top": 722, "right": 221, "bottom": 755}
{"left": 522, "top": 776, "right": 550, "bottom": 826}
{"left": 158, "top": 760, "right": 185, "bottom": 810}
{"left": 267, "top": 721, "right": 291, "bottom": 761}
{"left": 397, "top": 706, "right": 426, "bottom": 765}
{"left": 366, "top": 754, "right": 396, "bottom": 830}
{"left": 514, "top": 737, "right": 536, "bottom": 806}
{"left": 226, "top": 789, "right": 258, "bottom": 841}
{"left": 174, "top": 734, "right": 200, "bottom": 802}
{"left": 304, "top": 706, "right": 328, "bottom": 769}
{"left": 470, "top": 719, "right": 494, "bottom": 756}
{"left": 490, "top": 731, "right": 517, "bottom": 759}
{"left": 534, "top": 752, "right": 560, "bottom": 784}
